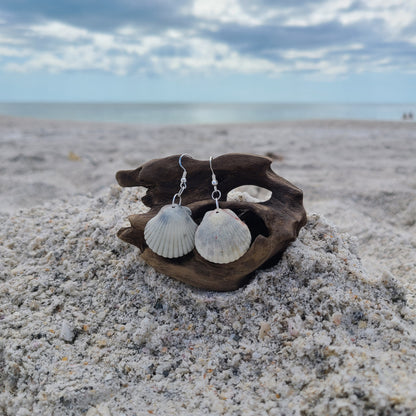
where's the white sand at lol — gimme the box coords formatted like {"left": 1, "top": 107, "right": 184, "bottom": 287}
{"left": 0, "top": 116, "right": 415, "bottom": 415}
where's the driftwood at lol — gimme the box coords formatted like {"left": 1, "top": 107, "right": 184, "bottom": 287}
{"left": 116, "top": 153, "right": 307, "bottom": 291}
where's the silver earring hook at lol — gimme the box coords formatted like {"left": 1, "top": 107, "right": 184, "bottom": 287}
{"left": 172, "top": 153, "right": 190, "bottom": 205}
{"left": 209, "top": 156, "right": 215, "bottom": 176}
{"left": 209, "top": 156, "right": 221, "bottom": 209}
{"left": 179, "top": 153, "right": 190, "bottom": 173}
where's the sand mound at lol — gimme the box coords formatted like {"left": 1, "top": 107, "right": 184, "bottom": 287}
{"left": 1, "top": 187, "right": 415, "bottom": 415}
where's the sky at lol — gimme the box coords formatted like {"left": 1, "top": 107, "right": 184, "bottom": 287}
{"left": 0, "top": 0, "right": 415, "bottom": 102}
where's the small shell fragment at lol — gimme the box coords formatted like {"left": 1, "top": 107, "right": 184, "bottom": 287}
{"left": 60, "top": 320, "right": 75, "bottom": 343}
{"left": 144, "top": 204, "right": 197, "bottom": 258}
{"left": 195, "top": 208, "right": 251, "bottom": 264}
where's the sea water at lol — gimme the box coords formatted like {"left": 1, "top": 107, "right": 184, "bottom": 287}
{"left": 0, "top": 102, "right": 414, "bottom": 124}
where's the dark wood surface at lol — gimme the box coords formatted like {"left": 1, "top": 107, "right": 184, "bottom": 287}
{"left": 116, "top": 153, "right": 307, "bottom": 291}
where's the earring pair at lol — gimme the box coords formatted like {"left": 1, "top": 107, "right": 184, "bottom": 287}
{"left": 144, "top": 154, "right": 251, "bottom": 264}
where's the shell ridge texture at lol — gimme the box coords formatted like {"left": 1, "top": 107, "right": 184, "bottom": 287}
{"left": 144, "top": 204, "right": 197, "bottom": 258}
{"left": 195, "top": 208, "right": 251, "bottom": 264}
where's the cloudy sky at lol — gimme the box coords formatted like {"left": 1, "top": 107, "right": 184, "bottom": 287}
{"left": 0, "top": 0, "right": 415, "bottom": 102}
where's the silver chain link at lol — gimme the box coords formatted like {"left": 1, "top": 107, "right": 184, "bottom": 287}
{"left": 172, "top": 172, "right": 187, "bottom": 205}
{"left": 210, "top": 157, "right": 221, "bottom": 209}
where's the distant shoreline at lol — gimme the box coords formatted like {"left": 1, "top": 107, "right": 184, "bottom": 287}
{"left": 0, "top": 113, "right": 414, "bottom": 131}
{"left": 1, "top": 102, "right": 415, "bottom": 125}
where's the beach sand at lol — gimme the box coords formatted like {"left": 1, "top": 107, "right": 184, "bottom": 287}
{"left": 1, "top": 115, "right": 415, "bottom": 415}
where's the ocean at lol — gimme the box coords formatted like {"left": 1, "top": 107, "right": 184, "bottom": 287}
{"left": 0, "top": 102, "right": 414, "bottom": 125}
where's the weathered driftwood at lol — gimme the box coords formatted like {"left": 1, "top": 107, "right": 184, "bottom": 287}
{"left": 116, "top": 153, "right": 307, "bottom": 291}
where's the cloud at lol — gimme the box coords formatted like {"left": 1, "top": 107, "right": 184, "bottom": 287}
{"left": 0, "top": 0, "right": 194, "bottom": 31}
{"left": 201, "top": 21, "right": 369, "bottom": 54}
{"left": 191, "top": 0, "right": 278, "bottom": 26}
{"left": 0, "top": 46, "right": 30, "bottom": 57}
{"left": 30, "top": 21, "right": 90, "bottom": 42}
{"left": 0, "top": 0, "right": 415, "bottom": 77}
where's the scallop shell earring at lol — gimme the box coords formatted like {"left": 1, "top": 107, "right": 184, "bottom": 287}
{"left": 144, "top": 154, "right": 197, "bottom": 258}
{"left": 195, "top": 156, "right": 251, "bottom": 264}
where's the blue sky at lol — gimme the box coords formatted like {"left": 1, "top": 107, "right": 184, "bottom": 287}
{"left": 0, "top": 0, "right": 415, "bottom": 102}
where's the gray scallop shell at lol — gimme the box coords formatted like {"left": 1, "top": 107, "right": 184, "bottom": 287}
{"left": 144, "top": 204, "right": 197, "bottom": 258}
{"left": 195, "top": 208, "right": 251, "bottom": 264}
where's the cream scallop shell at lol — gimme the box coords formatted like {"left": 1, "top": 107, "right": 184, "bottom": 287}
{"left": 195, "top": 208, "right": 251, "bottom": 264}
{"left": 144, "top": 204, "right": 197, "bottom": 258}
